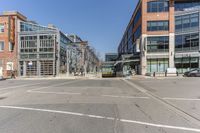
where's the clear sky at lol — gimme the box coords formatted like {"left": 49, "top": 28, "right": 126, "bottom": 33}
{"left": 0, "top": 0, "right": 138, "bottom": 59}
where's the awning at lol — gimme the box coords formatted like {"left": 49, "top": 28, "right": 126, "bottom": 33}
{"left": 114, "top": 59, "right": 140, "bottom": 66}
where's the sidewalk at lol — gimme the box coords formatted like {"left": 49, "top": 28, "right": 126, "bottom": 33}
{"left": 14, "top": 73, "right": 102, "bottom": 80}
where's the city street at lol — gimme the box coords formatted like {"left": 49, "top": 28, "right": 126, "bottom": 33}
{"left": 0, "top": 78, "right": 200, "bottom": 133}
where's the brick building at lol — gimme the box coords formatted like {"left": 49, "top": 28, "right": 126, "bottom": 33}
{"left": 117, "top": 0, "right": 200, "bottom": 76}
{"left": 0, "top": 11, "right": 26, "bottom": 78}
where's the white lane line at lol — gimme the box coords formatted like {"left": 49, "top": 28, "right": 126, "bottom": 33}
{"left": 0, "top": 82, "right": 45, "bottom": 91}
{"left": 0, "top": 105, "right": 200, "bottom": 132}
{"left": 163, "top": 98, "right": 200, "bottom": 101}
{"left": 29, "top": 91, "right": 81, "bottom": 95}
{"left": 28, "top": 90, "right": 150, "bottom": 100}
{"left": 102, "top": 95, "right": 149, "bottom": 99}
{"left": 27, "top": 80, "right": 81, "bottom": 92}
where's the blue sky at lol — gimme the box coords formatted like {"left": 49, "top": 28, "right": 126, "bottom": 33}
{"left": 0, "top": 0, "right": 138, "bottom": 59}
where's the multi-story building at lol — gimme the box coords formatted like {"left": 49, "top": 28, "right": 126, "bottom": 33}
{"left": 18, "top": 21, "right": 72, "bottom": 77}
{"left": 117, "top": 0, "right": 200, "bottom": 75}
{"left": 105, "top": 53, "right": 118, "bottom": 62}
{"left": 0, "top": 11, "right": 27, "bottom": 78}
{"left": 0, "top": 11, "right": 100, "bottom": 78}
{"left": 67, "top": 34, "right": 100, "bottom": 74}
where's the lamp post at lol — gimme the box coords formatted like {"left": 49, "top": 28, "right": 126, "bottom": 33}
{"left": 66, "top": 45, "right": 70, "bottom": 77}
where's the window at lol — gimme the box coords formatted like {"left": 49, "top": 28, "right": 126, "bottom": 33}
{"left": 9, "top": 42, "right": 14, "bottom": 51}
{"left": 0, "top": 24, "right": 4, "bottom": 33}
{"left": 147, "top": 58, "right": 169, "bottom": 73}
{"left": 147, "top": 21, "right": 169, "bottom": 31}
{"left": 175, "top": 33, "right": 199, "bottom": 52}
{"left": 133, "top": 9, "right": 141, "bottom": 26}
{"left": 133, "top": 25, "right": 141, "bottom": 41}
{"left": 0, "top": 41, "right": 4, "bottom": 51}
{"left": 147, "top": 1, "right": 169, "bottom": 13}
{"left": 175, "top": 35, "right": 182, "bottom": 51}
{"left": 182, "top": 15, "right": 190, "bottom": 30}
{"left": 175, "top": 1, "right": 200, "bottom": 11}
{"left": 147, "top": 36, "right": 169, "bottom": 53}
{"left": 6, "top": 62, "right": 13, "bottom": 71}
{"left": 175, "top": 13, "right": 199, "bottom": 32}
{"left": 175, "top": 57, "right": 199, "bottom": 73}
{"left": 175, "top": 17, "right": 182, "bottom": 31}
{"left": 190, "top": 13, "right": 199, "bottom": 28}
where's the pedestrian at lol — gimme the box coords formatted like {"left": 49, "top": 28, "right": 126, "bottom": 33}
{"left": 11, "top": 70, "right": 16, "bottom": 79}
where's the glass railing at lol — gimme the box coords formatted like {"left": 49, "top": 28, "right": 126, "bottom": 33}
{"left": 147, "top": 49, "right": 169, "bottom": 53}
{"left": 175, "top": 46, "right": 199, "bottom": 52}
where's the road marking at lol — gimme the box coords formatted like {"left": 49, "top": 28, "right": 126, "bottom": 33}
{"left": 27, "top": 80, "right": 81, "bottom": 92}
{"left": 0, "top": 82, "right": 46, "bottom": 91}
{"left": 163, "top": 98, "right": 200, "bottom": 101}
{"left": 28, "top": 90, "right": 149, "bottom": 100}
{"left": 29, "top": 91, "right": 81, "bottom": 95}
{"left": 102, "top": 95, "right": 149, "bottom": 99}
{"left": 123, "top": 79, "right": 200, "bottom": 127}
{"left": 0, "top": 105, "right": 200, "bottom": 132}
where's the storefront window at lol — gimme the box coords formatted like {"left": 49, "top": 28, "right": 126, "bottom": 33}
{"left": 147, "top": 58, "right": 169, "bottom": 73}
{"left": 175, "top": 57, "right": 199, "bottom": 73}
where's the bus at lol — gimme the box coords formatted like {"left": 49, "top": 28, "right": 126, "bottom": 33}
{"left": 102, "top": 63, "right": 116, "bottom": 77}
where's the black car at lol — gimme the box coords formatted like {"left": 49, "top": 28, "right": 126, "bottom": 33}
{"left": 184, "top": 69, "right": 200, "bottom": 77}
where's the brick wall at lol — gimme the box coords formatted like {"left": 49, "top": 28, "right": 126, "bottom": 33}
{"left": 0, "top": 16, "right": 18, "bottom": 78}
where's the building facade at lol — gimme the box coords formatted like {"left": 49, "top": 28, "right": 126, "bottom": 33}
{"left": 105, "top": 53, "right": 118, "bottom": 62}
{"left": 118, "top": 0, "right": 200, "bottom": 75}
{"left": 67, "top": 34, "right": 100, "bottom": 75}
{"left": 0, "top": 11, "right": 27, "bottom": 78}
{"left": 1, "top": 11, "right": 99, "bottom": 78}
{"left": 18, "top": 21, "right": 72, "bottom": 77}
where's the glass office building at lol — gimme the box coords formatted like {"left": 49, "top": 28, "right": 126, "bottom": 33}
{"left": 175, "top": 0, "right": 200, "bottom": 73}
{"left": 117, "top": 0, "right": 200, "bottom": 75}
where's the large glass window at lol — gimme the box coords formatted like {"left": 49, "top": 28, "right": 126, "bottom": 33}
{"left": 133, "top": 9, "right": 141, "bottom": 26}
{"left": 147, "top": 1, "right": 169, "bottom": 13}
{"left": 147, "top": 58, "right": 169, "bottom": 73}
{"left": 20, "top": 22, "right": 55, "bottom": 32}
{"left": 147, "top": 36, "right": 169, "bottom": 53}
{"left": 182, "top": 15, "right": 190, "bottom": 30}
{"left": 0, "top": 24, "right": 4, "bottom": 33}
{"left": 175, "top": 1, "right": 200, "bottom": 11}
{"left": 175, "top": 33, "right": 199, "bottom": 52}
{"left": 175, "top": 35, "right": 182, "bottom": 51}
{"left": 175, "top": 13, "right": 199, "bottom": 32}
{"left": 0, "top": 41, "right": 4, "bottom": 51}
{"left": 175, "top": 57, "right": 199, "bottom": 73}
{"left": 147, "top": 21, "right": 169, "bottom": 31}
{"left": 191, "top": 13, "right": 199, "bottom": 28}
{"left": 134, "top": 25, "right": 141, "bottom": 41}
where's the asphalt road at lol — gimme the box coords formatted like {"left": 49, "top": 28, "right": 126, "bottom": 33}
{"left": 0, "top": 78, "right": 200, "bottom": 133}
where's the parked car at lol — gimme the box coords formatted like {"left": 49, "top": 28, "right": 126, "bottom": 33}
{"left": 184, "top": 69, "right": 200, "bottom": 77}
